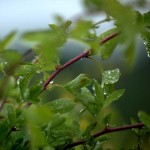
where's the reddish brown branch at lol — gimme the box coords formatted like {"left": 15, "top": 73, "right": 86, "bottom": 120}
{"left": 63, "top": 123, "right": 144, "bottom": 149}
{"left": 41, "top": 32, "right": 119, "bottom": 93}
{"left": 100, "top": 32, "right": 120, "bottom": 44}
{"left": 41, "top": 50, "right": 91, "bottom": 93}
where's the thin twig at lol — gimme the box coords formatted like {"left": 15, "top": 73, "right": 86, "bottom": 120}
{"left": 41, "top": 50, "right": 91, "bottom": 93}
{"left": 100, "top": 32, "right": 120, "bottom": 44}
{"left": 41, "top": 31, "right": 120, "bottom": 94}
{"left": 63, "top": 123, "right": 144, "bottom": 149}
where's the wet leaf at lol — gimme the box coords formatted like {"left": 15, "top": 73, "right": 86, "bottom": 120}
{"left": 46, "top": 98, "right": 75, "bottom": 114}
{"left": 103, "top": 68, "right": 120, "bottom": 84}
{"left": 93, "top": 79, "right": 104, "bottom": 107}
{"left": 103, "top": 89, "right": 125, "bottom": 108}
{"left": 75, "top": 87, "right": 98, "bottom": 116}
{"left": 64, "top": 74, "right": 91, "bottom": 93}
{"left": 15, "top": 63, "right": 37, "bottom": 76}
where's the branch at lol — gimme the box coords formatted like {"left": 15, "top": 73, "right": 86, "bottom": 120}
{"left": 41, "top": 50, "right": 91, "bottom": 93}
{"left": 63, "top": 123, "right": 144, "bottom": 149}
{"left": 41, "top": 31, "right": 120, "bottom": 93}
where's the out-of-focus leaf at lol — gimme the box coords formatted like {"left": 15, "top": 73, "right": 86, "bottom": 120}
{"left": 71, "top": 121, "right": 81, "bottom": 138}
{"left": 98, "top": 28, "right": 119, "bottom": 59}
{"left": 102, "top": 113, "right": 112, "bottom": 125}
{"left": 25, "top": 104, "right": 53, "bottom": 125}
{"left": 75, "top": 87, "right": 98, "bottom": 116}
{"left": 124, "top": 41, "right": 136, "bottom": 66}
{"left": 50, "top": 115, "right": 66, "bottom": 129}
{"left": 94, "top": 141, "right": 102, "bottom": 150}
{"left": 143, "top": 11, "right": 150, "bottom": 27}
{"left": 138, "top": 111, "right": 150, "bottom": 129}
{"left": 103, "top": 89, "right": 125, "bottom": 108}
{"left": 93, "top": 79, "right": 104, "bottom": 107}
{"left": 0, "top": 58, "right": 7, "bottom": 73}
{"left": 22, "top": 30, "right": 51, "bottom": 42}
{"left": 71, "top": 20, "right": 93, "bottom": 40}
{"left": 0, "top": 51, "right": 21, "bottom": 64}
{"left": 28, "top": 123, "right": 46, "bottom": 149}
{"left": 0, "top": 31, "right": 17, "bottom": 50}
{"left": 82, "top": 122, "right": 97, "bottom": 138}
{"left": 3, "top": 76, "right": 16, "bottom": 97}
{"left": 0, "top": 120, "right": 10, "bottom": 142}
{"left": 103, "top": 68, "right": 120, "bottom": 84}
{"left": 64, "top": 74, "right": 91, "bottom": 93}
{"left": 46, "top": 98, "right": 75, "bottom": 114}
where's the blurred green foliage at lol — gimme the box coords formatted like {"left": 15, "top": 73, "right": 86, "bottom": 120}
{"left": 0, "top": 0, "right": 150, "bottom": 149}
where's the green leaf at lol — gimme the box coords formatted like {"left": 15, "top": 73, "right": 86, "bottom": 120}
{"left": 46, "top": 98, "right": 75, "bottom": 114}
{"left": 142, "top": 12, "right": 150, "bottom": 58}
{"left": 75, "top": 87, "right": 98, "bottom": 116}
{"left": 0, "top": 58, "right": 7, "bottom": 73}
{"left": 50, "top": 115, "right": 66, "bottom": 129}
{"left": 71, "top": 121, "right": 81, "bottom": 138}
{"left": 102, "top": 113, "right": 112, "bottom": 125}
{"left": 28, "top": 123, "right": 46, "bottom": 148}
{"left": 25, "top": 104, "right": 53, "bottom": 125}
{"left": 103, "top": 89, "right": 125, "bottom": 108}
{"left": 64, "top": 74, "right": 91, "bottom": 93}
{"left": 124, "top": 41, "right": 136, "bottom": 66}
{"left": 0, "top": 120, "right": 10, "bottom": 142}
{"left": 17, "top": 76, "right": 31, "bottom": 100}
{"left": 103, "top": 68, "right": 120, "bottom": 84}
{"left": 82, "top": 122, "right": 97, "bottom": 138}
{"left": 71, "top": 20, "right": 93, "bottom": 40}
{"left": 98, "top": 28, "right": 119, "bottom": 59}
{"left": 93, "top": 79, "right": 104, "bottom": 107}
{"left": 27, "top": 80, "right": 42, "bottom": 103}
{"left": 0, "top": 31, "right": 17, "bottom": 49}
{"left": 141, "top": 31, "right": 150, "bottom": 58}
{"left": 0, "top": 51, "right": 21, "bottom": 64}
{"left": 15, "top": 63, "right": 37, "bottom": 76}
{"left": 22, "top": 30, "right": 51, "bottom": 42}
{"left": 143, "top": 11, "right": 150, "bottom": 27}
{"left": 138, "top": 111, "right": 150, "bottom": 129}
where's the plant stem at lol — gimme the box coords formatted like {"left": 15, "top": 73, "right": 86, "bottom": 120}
{"left": 92, "top": 16, "right": 112, "bottom": 27}
{"left": 63, "top": 123, "right": 144, "bottom": 149}
{"left": 41, "top": 50, "right": 91, "bottom": 93}
{"left": 100, "top": 32, "right": 120, "bottom": 44}
{"left": 41, "top": 31, "right": 119, "bottom": 94}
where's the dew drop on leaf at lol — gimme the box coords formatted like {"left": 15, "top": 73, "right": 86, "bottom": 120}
{"left": 147, "top": 51, "right": 150, "bottom": 57}
{"left": 80, "top": 108, "right": 85, "bottom": 114}
{"left": 103, "top": 68, "right": 120, "bottom": 84}
{"left": 50, "top": 81, "right": 54, "bottom": 84}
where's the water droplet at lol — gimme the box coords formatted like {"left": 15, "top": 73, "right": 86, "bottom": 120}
{"left": 80, "top": 58, "right": 83, "bottom": 61}
{"left": 36, "top": 70, "right": 41, "bottom": 73}
{"left": 80, "top": 108, "right": 85, "bottom": 114}
{"left": 107, "top": 71, "right": 111, "bottom": 74}
{"left": 147, "top": 51, "right": 150, "bottom": 57}
{"left": 50, "top": 81, "right": 53, "bottom": 84}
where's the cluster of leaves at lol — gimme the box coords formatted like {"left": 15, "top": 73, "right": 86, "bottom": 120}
{"left": 0, "top": 0, "right": 150, "bottom": 149}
